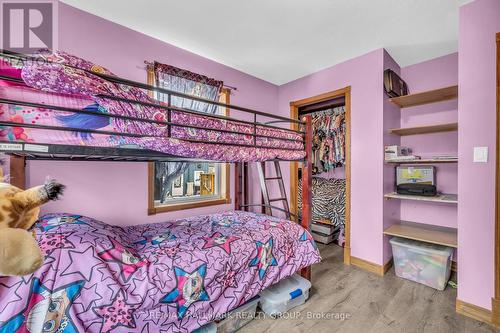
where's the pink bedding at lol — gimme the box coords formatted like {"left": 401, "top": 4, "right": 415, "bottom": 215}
{"left": 0, "top": 52, "right": 305, "bottom": 161}
{"left": 0, "top": 211, "right": 321, "bottom": 332}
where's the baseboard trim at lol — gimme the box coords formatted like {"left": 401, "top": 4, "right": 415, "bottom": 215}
{"left": 383, "top": 258, "right": 393, "bottom": 274}
{"left": 351, "top": 256, "right": 391, "bottom": 276}
{"left": 456, "top": 299, "right": 492, "bottom": 325}
{"left": 344, "top": 247, "right": 351, "bottom": 265}
{"left": 491, "top": 297, "right": 500, "bottom": 327}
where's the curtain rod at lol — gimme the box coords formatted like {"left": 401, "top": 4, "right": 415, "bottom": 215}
{"left": 144, "top": 60, "right": 238, "bottom": 92}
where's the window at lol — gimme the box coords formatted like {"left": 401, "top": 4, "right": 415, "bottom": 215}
{"left": 148, "top": 88, "right": 231, "bottom": 214}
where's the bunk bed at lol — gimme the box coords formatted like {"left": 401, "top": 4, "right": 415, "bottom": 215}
{"left": 0, "top": 50, "right": 319, "bottom": 333}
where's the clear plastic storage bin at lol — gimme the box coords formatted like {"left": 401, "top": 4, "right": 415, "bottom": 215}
{"left": 311, "top": 231, "right": 334, "bottom": 244}
{"left": 259, "top": 274, "right": 311, "bottom": 316}
{"left": 193, "top": 322, "right": 217, "bottom": 333}
{"left": 390, "top": 237, "right": 453, "bottom": 290}
{"left": 216, "top": 296, "right": 259, "bottom": 333}
{"left": 311, "top": 222, "right": 335, "bottom": 235}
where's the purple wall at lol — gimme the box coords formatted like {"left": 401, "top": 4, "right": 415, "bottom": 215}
{"left": 399, "top": 53, "right": 459, "bottom": 229}
{"left": 278, "top": 49, "right": 386, "bottom": 265}
{"left": 458, "top": 0, "right": 500, "bottom": 310}
{"left": 28, "top": 3, "right": 279, "bottom": 225}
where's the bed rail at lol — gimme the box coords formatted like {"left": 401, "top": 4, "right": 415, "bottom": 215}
{"left": 0, "top": 51, "right": 307, "bottom": 162}
{"left": 0, "top": 50, "right": 304, "bottom": 125}
{"left": 0, "top": 50, "right": 315, "bottom": 281}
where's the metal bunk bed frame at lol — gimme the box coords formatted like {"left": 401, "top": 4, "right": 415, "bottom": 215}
{"left": 0, "top": 50, "right": 314, "bottom": 280}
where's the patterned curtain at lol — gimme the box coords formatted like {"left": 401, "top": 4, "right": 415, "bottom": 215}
{"left": 153, "top": 62, "right": 223, "bottom": 202}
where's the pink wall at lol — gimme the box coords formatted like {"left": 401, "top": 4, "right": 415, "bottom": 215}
{"left": 278, "top": 49, "right": 386, "bottom": 265}
{"left": 457, "top": 0, "right": 500, "bottom": 310}
{"left": 28, "top": 3, "right": 279, "bottom": 225}
{"left": 399, "top": 53, "right": 459, "bottom": 229}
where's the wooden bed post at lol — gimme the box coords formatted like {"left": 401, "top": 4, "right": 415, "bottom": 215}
{"left": 235, "top": 162, "right": 242, "bottom": 210}
{"left": 243, "top": 162, "right": 249, "bottom": 211}
{"left": 10, "top": 155, "right": 26, "bottom": 189}
{"left": 300, "top": 115, "right": 313, "bottom": 281}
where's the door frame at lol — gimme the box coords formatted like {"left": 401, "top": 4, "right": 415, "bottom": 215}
{"left": 289, "top": 86, "right": 352, "bottom": 265}
{"left": 493, "top": 32, "right": 500, "bottom": 327}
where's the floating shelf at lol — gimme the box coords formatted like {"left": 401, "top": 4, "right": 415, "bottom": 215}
{"left": 384, "top": 221, "right": 457, "bottom": 248}
{"left": 384, "top": 192, "right": 458, "bottom": 204}
{"left": 389, "top": 122, "right": 458, "bottom": 136}
{"left": 385, "top": 157, "right": 458, "bottom": 164}
{"left": 389, "top": 85, "right": 458, "bottom": 108}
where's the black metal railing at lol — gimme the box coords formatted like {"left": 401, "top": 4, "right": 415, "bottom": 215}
{"left": 0, "top": 50, "right": 307, "bottom": 161}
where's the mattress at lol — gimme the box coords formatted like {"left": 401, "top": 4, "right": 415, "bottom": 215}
{"left": 0, "top": 211, "right": 321, "bottom": 333}
{"left": 0, "top": 51, "right": 305, "bottom": 161}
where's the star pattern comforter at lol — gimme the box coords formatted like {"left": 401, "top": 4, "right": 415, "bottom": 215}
{"left": 0, "top": 52, "right": 305, "bottom": 161}
{"left": 0, "top": 211, "right": 320, "bottom": 333}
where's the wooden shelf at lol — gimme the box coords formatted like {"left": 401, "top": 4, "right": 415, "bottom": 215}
{"left": 384, "top": 192, "right": 458, "bottom": 204}
{"left": 384, "top": 221, "right": 457, "bottom": 248}
{"left": 385, "top": 157, "right": 458, "bottom": 164}
{"left": 390, "top": 85, "right": 458, "bottom": 108}
{"left": 389, "top": 122, "right": 458, "bottom": 136}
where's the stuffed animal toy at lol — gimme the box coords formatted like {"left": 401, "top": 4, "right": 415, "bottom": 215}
{"left": 0, "top": 159, "right": 65, "bottom": 276}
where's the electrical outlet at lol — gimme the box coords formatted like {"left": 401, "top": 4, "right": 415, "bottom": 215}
{"left": 473, "top": 147, "right": 488, "bottom": 163}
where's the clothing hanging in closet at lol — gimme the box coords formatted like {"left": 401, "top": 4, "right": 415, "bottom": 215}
{"left": 311, "top": 106, "right": 346, "bottom": 175}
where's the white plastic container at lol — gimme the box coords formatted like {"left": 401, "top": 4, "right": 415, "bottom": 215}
{"left": 216, "top": 296, "right": 259, "bottom": 333}
{"left": 311, "top": 231, "right": 334, "bottom": 244}
{"left": 390, "top": 237, "right": 454, "bottom": 290}
{"left": 193, "top": 322, "right": 217, "bottom": 333}
{"left": 259, "top": 274, "right": 311, "bottom": 316}
{"left": 311, "top": 222, "right": 335, "bottom": 235}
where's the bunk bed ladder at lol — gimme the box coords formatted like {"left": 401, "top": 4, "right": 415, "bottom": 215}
{"left": 256, "top": 161, "right": 291, "bottom": 219}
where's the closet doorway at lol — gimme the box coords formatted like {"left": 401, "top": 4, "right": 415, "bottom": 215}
{"left": 290, "top": 87, "right": 351, "bottom": 264}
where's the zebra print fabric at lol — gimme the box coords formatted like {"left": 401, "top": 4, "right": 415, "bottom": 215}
{"left": 298, "top": 177, "right": 346, "bottom": 245}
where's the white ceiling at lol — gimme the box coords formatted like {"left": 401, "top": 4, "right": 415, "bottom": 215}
{"left": 60, "top": 0, "right": 471, "bottom": 85}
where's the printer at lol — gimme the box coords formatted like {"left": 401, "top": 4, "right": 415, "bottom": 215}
{"left": 396, "top": 166, "right": 437, "bottom": 196}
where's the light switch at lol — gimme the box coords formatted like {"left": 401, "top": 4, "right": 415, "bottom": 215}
{"left": 473, "top": 147, "right": 488, "bottom": 163}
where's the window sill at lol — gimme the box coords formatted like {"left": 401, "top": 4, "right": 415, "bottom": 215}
{"left": 148, "top": 197, "right": 231, "bottom": 215}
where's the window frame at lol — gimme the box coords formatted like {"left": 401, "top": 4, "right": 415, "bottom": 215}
{"left": 147, "top": 84, "right": 231, "bottom": 215}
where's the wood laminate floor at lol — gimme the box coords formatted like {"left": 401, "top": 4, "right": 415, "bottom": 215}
{"left": 240, "top": 244, "right": 499, "bottom": 333}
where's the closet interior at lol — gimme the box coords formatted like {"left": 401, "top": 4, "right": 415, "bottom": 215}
{"left": 297, "top": 96, "right": 347, "bottom": 247}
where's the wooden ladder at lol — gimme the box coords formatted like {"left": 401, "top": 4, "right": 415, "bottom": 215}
{"left": 256, "top": 161, "right": 291, "bottom": 219}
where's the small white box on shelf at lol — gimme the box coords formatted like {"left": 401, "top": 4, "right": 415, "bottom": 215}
{"left": 385, "top": 145, "right": 412, "bottom": 160}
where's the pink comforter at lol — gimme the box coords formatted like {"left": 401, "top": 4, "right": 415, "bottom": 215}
{"left": 0, "top": 211, "right": 320, "bottom": 332}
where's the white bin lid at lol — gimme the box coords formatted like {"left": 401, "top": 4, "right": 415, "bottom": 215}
{"left": 260, "top": 274, "right": 311, "bottom": 303}
{"left": 389, "top": 237, "right": 454, "bottom": 257}
{"left": 193, "top": 322, "right": 217, "bottom": 333}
